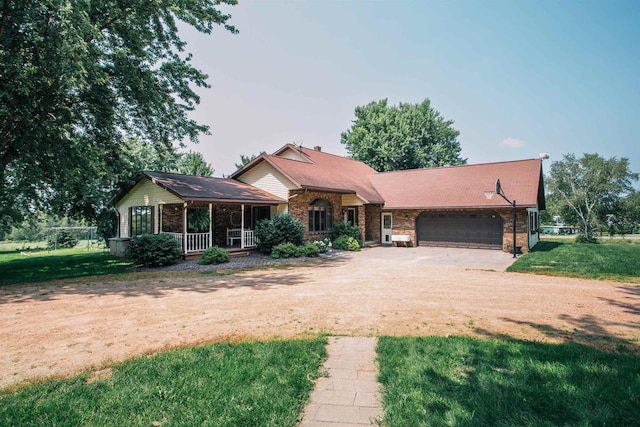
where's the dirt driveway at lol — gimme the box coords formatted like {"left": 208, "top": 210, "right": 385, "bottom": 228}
{"left": 1, "top": 247, "right": 639, "bottom": 389}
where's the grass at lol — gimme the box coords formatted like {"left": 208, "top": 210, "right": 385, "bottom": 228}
{"left": 377, "top": 335, "right": 640, "bottom": 426}
{"left": 0, "top": 338, "right": 327, "bottom": 426}
{"left": 0, "top": 247, "right": 132, "bottom": 286}
{"left": 507, "top": 239, "right": 640, "bottom": 282}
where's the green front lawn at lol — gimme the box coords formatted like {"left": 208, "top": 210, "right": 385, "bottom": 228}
{"left": 377, "top": 336, "right": 640, "bottom": 426}
{"left": 0, "top": 338, "right": 327, "bottom": 427}
{"left": 0, "top": 248, "right": 132, "bottom": 286}
{"left": 508, "top": 239, "right": 640, "bottom": 282}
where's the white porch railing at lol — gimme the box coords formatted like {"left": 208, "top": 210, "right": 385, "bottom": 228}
{"left": 243, "top": 230, "right": 257, "bottom": 248}
{"left": 162, "top": 230, "right": 255, "bottom": 253}
{"left": 164, "top": 232, "right": 183, "bottom": 249}
{"left": 162, "top": 232, "right": 210, "bottom": 253}
{"left": 185, "top": 232, "right": 210, "bottom": 253}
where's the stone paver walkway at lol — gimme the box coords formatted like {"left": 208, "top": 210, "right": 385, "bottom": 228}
{"left": 299, "top": 337, "right": 382, "bottom": 426}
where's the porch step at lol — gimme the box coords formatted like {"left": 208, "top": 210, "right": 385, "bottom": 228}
{"left": 364, "top": 240, "right": 380, "bottom": 248}
{"left": 228, "top": 251, "right": 251, "bottom": 258}
{"left": 183, "top": 248, "right": 255, "bottom": 261}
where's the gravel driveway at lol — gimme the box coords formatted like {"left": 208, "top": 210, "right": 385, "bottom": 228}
{"left": 1, "top": 246, "right": 638, "bottom": 388}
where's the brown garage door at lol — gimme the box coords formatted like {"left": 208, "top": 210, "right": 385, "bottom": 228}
{"left": 417, "top": 211, "right": 503, "bottom": 249}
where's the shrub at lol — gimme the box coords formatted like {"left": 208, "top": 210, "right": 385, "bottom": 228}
{"left": 314, "top": 238, "right": 331, "bottom": 254}
{"left": 271, "top": 242, "right": 320, "bottom": 259}
{"left": 255, "top": 214, "right": 304, "bottom": 254}
{"left": 270, "top": 242, "right": 300, "bottom": 259}
{"left": 576, "top": 234, "right": 599, "bottom": 244}
{"left": 46, "top": 230, "right": 78, "bottom": 249}
{"left": 299, "top": 242, "right": 320, "bottom": 257}
{"left": 126, "top": 234, "right": 181, "bottom": 267}
{"left": 330, "top": 221, "right": 361, "bottom": 241}
{"left": 198, "top": 246, "right": 229, "bottom": 265}
{"left": 332, "top": 235, "right": 360, "bottom": 251}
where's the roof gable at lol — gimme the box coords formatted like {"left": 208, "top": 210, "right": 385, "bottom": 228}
{"left": 233, "top": 144, "right": 384, "bottom": 203}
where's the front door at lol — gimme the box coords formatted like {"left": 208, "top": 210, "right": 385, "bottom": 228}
{"left": 347, "top": 208, "right": 357, "bottom": 225}
{"left": 381, "top": 213, "right": 392, "bottom": 245}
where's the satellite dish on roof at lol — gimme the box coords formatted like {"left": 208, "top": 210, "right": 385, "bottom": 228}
{"left": 539, "top": 152, "right": 550, "bottom": 160}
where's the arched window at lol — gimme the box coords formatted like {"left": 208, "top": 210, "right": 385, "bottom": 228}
{"left": 308, "top": 199, "right": 333, "bottom": 232}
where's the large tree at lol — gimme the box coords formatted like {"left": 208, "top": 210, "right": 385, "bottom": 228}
{"left": 340, "top": 98, "right": 466, "bottom": 172}
{"left": 546, "top": 153, "right": 638, "bottom": 241}
{"left": 174, "top": 151, "right": 214, "bottom": 176}
{"left": 0, "top": 0, "right": 237, "bottom": 230}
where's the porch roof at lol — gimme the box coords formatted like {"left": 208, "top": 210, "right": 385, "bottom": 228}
{"left": 121, "top": 171, "right": 285, "bottom": 205}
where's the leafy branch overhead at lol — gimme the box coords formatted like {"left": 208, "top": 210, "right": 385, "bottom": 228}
{"left": 340, "top": 98, "right": 467, "bottom": 172}
{"left": 0, "top": 0, "right": 237, "bottom": 229}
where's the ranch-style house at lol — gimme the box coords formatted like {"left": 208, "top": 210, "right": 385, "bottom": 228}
{"left": 110, "top": 144, "right": 545, "bottom": 256}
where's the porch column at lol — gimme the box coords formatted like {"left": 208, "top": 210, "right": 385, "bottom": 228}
{"left": 183, "top": 202, "right": 188, "bottom": 254}
{"left": 159, "top": 204, "right": 163, "bottom": 234}
{"left": 209, "top": 203, "right": 213, "bottom": 249}
{"left": 241, "top": 204, "right": 245, "bottom": 249}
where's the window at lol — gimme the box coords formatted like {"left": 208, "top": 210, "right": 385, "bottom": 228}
{"left": 131, "top": 206, "right": 153, "bottom": 236}
{"left": 308, "top": 199, "right": 333, "bottom": 232}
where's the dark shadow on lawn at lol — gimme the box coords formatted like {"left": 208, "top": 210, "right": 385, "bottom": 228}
{"left": 529, "top": 241, "right": 564, "bottom": 252}
{"left": 379, "top": 336, "right": 640, "bottom": 426}
{"left": 0, "top": 255, "right": 349, "bottom": 304}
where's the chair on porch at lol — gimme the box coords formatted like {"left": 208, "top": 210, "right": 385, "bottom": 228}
{"left": 227, "top": 228, "right": 242, "bottom": 246}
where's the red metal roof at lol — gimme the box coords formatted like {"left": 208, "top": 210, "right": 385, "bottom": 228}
{"left": 368, "top": 158, "right": 545, "bottom": 209}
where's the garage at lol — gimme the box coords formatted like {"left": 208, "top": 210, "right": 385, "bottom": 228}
{"left": 417, "top": 211, "right": 503, "bottom": 249}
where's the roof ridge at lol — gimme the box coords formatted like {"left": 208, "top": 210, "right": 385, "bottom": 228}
{"left": 143, "top": 170, "right": 223, "bottom": 180}
{"left": 372, "top": 158, "right": 541, "bottom": 176}
{"left": 267, "top": 152, "right": 314, "bottom": 164}
{"left": 299, "top": 145, "right": 357, "bottom": 161}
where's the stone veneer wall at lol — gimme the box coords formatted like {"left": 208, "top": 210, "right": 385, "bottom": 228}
{"left": 498, "top": 207, "right": 530, "bottom": 254}
{"left": 384, "top": 209, "right": 422, "bottom": 246}
{"left": 288, "top": 190, "right": 343, "bottom": 241}
{"left": 364, "top": 204, "right": 382, "bottom": 242}
{"left": 356, "top": 205, "right": 366, "bottom": 242}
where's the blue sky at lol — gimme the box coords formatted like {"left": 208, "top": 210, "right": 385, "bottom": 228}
{"left": 179, "top": 0, "right": 640, "bottom": 179}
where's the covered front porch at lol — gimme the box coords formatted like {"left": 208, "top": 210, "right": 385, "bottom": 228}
{"left": 159, "top": 202, "right": 274, "bottom": 255}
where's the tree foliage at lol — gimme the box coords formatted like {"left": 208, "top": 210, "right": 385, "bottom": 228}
{"left": 46, "top": 229, "right": 79, "bottom": 250}
{"left": 234, "top": 152, "right": 264, "bottom": 170}
{"left": 546, "top": 153, "right": 638, "bottom": 240}
{"left": 175, "top": 151, "right": 214, "bottom": 176}
{"left": 340, "top": 98, "right": 466, "bottom": 172}
{"left": 0, "top": 0, "right": 237, "bottom": 231}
